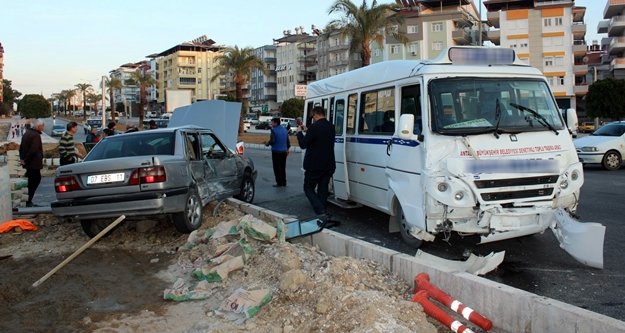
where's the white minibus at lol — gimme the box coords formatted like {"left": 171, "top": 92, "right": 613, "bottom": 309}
{"left": 304, "top": 47, "right": 604, "bottom": 268}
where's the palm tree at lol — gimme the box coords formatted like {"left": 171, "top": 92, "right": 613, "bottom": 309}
{"left": 212, "top": 46, "right": 266, "bottom": 133}
{"left": 130, "top": 69, "right": 156, "bottom": 129}
{"left": 86, "top": 92, "right": 102, "bottom": 114}
{"left": 59, "top": 89, "right": 76, "bottom": 115}
{"left": 105, "top": 77, "right": 122, "bottom": 122}
{"left": 75, "top": 83, "right": 92, "bottom": 120}
{"left": 327, "top": 0, "right": 405, "bottom": 66}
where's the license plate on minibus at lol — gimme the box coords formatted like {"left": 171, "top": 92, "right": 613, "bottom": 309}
{"left": 87, "top": 172, "right": 125, "bottom": 184}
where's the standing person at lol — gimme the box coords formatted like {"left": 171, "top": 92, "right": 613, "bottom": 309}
{"left": 85, "top": 126, "right": 100, "bottom": 143}
{"left": 59, "top": 121, "right": 81, "bottom": 166}
{"left": 265, "top": 117, "right": 290, "bottom": 187}
{"left": 148, "top": 120, "right": 158, "bottom": 129}
{"left": 296, "top": 106, "right": 336, "bottom": 217}
{"left": 107, "top": 121, "right": 116, "bottom": 136}
{"left": 19, "top": 119, "right": 45, "bottom": 207}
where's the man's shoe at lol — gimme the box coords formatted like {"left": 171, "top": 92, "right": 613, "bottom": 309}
{"left": 272, "top": 184, "right": 280, "bottom": 187}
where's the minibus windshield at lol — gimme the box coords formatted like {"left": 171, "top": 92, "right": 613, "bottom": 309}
{"left": 429, "top": 78, "right": 564, "bottom": 135}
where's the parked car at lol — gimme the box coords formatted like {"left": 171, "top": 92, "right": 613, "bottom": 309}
{"left": 146, "top": 111, "right": 159, "bottom": 118}
{"left": 574, "top": 121, "right": 625, "bottom": 170}
{"left": 51, "top": 124, "right": 65, "bottom": 137}
{"left": 243, "top": 121, "right": 251, "bottom": 132}
{"left": 51, "top": 126, "right": 257, "bottom": 237}
{"left": 255, "top": 121, "right": 271, "bottom": 130}
{"left": 579, "top": 122, "right": 596, "bottom": 133}
{"left": 84, "top": 118, "right": 103, "bottom": 134}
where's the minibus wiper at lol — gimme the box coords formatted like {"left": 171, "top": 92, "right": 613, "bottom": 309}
{"left": 492, "top": 99, "right": 502, "bottom": 139}
{"left": 509, "top": 103, "right": 559, "bottom": 135}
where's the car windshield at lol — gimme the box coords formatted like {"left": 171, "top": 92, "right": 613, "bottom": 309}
{"left": 592, "top": 123, "right": 625, "bottom": 137}
{"left": 429, "top": 78, "right": 564, "bottom": 135}
{"left": 87, "top": 119, "right": 102, "bottom": 126}
{"left": 85, "top": 132, "right": 175, "bottom": 161}
{"left": 53, "top": 125, "right": 64, "bottom": 130}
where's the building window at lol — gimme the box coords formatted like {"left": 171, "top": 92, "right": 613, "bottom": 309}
{"left": 391, "top": 25, "right": 399, "bottom": 33}
{"left": 521, "top": 42, "right": 528, "bottom": 48}
{"left": 545, "top": 57, "right": 553, "bottom": 67}
{"left": 432, "top": 22, "right": 443, "bottom": 32}
{"left": 544, "top": 18, "right": 552, "bottom": 27}
{"left": 390, "top": 45, "right": 400, "bottom": 54}
{"left": 409, "top": 43, "right": 418, "bottom": 54}
{"left": 374, "top": 49, "right": 381, "bottom": 57}
{"left": 198, "top": 68, "right": 202, "bottom": 73}
{"left": 432, "top": 41, "right": 443, "bottom": 51}
{"left": 554, "top": 17, "right": 563, "bottom": 26}
{"left": 407, "top": 25, "right": 418, "bottom": 34}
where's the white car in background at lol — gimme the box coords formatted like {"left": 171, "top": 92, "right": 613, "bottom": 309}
{"left": 574, "top": 121, "right": 625, "bottom": 170}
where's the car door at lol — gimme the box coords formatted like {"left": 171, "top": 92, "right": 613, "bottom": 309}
{"left": 183, "top": 131, "right": 209, "bottom": 201}
{"left": 199, "top": 132, "right": 238, "bottom": 198}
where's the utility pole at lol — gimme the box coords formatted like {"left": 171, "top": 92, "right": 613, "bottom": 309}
{"left": 101, "top": 76, "right": 106, "bottom": 126}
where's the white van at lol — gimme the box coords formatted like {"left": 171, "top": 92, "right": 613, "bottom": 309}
{"left": 304, "top": 47, "right": 604, "bottom": 268}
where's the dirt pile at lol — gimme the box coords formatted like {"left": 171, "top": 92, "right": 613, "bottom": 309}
{"left": 0, "top": 202, "right": 440, "bottom": 333}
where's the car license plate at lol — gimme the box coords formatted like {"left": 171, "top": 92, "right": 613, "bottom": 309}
{"left": 87, "top": 172, "right": 125, "bottom": 185}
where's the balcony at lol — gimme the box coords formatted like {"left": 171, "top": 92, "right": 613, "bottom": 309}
{"left": 264, "top": 82, "right": 277, "bottom": 88}
{"left": 329, "top": 60, "right": 349, "bottom": 67}
{"left": 612, "top": 57, "right": 625, "bottom": 70}
{"left": 329, "top": 44, "right": 349, "bottom": 52}
{"left": 264, "top": 57, "right": 277, "bottom": 63}
{"left": 608, "top": 15, "right": 625, "bottom": 36}
{"left": 573, "top": 6, "right": 586, "bottom": 23}
{"left": 573, "top": 41, "right": 587, "bottom": 56}
{"left": 574, "top": 64, "right": 589, "bottom": 76}
{"left": 598, "top": 20, "right": 610, "bottom": 34}
{"left": 609, "top": 36, "right": 625, "bottom": 54}
{"left": 574, "top": 84, "right": 589, "bottom": 96}
{"left": 487, "top": 11, "right": 499, "bottom": 28}
{"left": 572, "top": 23, "right": 586, "bottom": 40}
{"left": 452, "top": 29, "right": 471, "bottom": 45}
{"left": 604, "top": 0, "right": 625, "bottom": 19}
{"left": 453, "top": 14, "right": 473, "bottom": 29}
{"left": 487, "top": 29, "right": 500, "bottom": 45}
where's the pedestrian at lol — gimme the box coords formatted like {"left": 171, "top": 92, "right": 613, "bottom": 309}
{"left": 85, "top": 126, "right": 100, "bottom": 143}
{"left": 11, "top": 125, "right": 15, "bottom": 138}
{"left": 296, "top": 106, "right": 336, "bottom": 217}
{"left": 59, "top": 121, "right": 82, "bottom": 166}
{"left": 265, "top": 117, "right": 290, "bottom": 187}
{"left": 107, "top": 121, "right": 117, "bottom": 135}
{"left": 125, "top": 123, "right": 139, "bottom": 133}
{"left": 18, "top": 119, "right": 45, "bottom": 207}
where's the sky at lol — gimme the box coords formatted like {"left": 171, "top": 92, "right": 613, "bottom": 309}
{"left": 1, "top": 0, "right": 604, "bottom": 98}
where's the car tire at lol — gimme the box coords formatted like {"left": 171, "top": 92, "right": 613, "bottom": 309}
{"left": 391, "top": 200, "right": 423, "bottom": 248}
{"left": 602, "top": 150, "right": 622, "bottom": 171}
{"left": 172, "top": 187, "right": 203, "bottom": 233}
{"left": 80, "top": 219, "right": 117, "bottom": 238}
{"left": 234, "top": 174, "right": 255, "bottom": 203}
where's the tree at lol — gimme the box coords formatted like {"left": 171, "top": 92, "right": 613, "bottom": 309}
{"left": 75, "top": 83, "right": 92, "bottom": 119}
{"left": 327, "top": 0, "right": 405, "bottom": 67}
{"left": 86, "top": 92, "right": 102, "bottom": 112}
{"left": 130, "top": 69, "right": 156, "bottom": 129}
{"left": 17, "top": 94, "right": 51, "bottom": 118}
{"left": 280, "top": 98, "right": 305, "bottom": 119}
{"left": 1, "top": 79, "right": 22, "bottom": 116}
{"left": 105, "top": 77, "right": 122, "bottom": 122}
{"left": 212, "top": 46, "right": 266, "bottom": 133}
{"left": 586, "top": 78, "right": 625, "bottom": 121}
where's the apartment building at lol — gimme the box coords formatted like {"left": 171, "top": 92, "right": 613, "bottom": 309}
{"left": 315, "top": 30, "right": 362, "bottom": 80}
{"left": 109, "top": 62, "right": 143, "bottom": 116}
{"left": 152, "top": 35, "right": 224, "bottom": 105}
{"left": 372, "top": 0, "right": 484, "bottom": 63}
{"left": 274, "top": 28, "right": 317, "bottom": 103}
{"left": 250, "top": 45, "right": 279, "bottom": 113}
{"left": 485, "top": 0, "right": 588, "bottom": 111}
{"left": 598, "top": 0, "right": 625, "bottom": 79}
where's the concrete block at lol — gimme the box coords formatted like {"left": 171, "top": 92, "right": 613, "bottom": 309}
{"left": 531, "top": 296, "right": 625, "bottom": 333}
{"left": 311, "top": 229, "right": 349, "bottom": 257}
{"left": 343, "top": 236, "right": 398, "bottom": 271}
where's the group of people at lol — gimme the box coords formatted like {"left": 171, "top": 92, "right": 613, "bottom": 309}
{"left": 265, "top": 106, "right": 336, "bottom": 218}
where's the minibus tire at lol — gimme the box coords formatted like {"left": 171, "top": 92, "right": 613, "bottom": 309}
{"left": 393, "top": 202, "right": 423, "bottom": 248}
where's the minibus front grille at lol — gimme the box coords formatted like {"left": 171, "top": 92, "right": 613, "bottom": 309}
{"left": 474, "top": 175, "right": 559, "bottom": 189}
{"left": 481, "top": 188, "right": 554, "bottom": 201}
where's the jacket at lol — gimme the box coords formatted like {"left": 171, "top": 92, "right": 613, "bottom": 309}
{"left": 296, "top": 118, "right": 335, "bottom": 172}
{"left": 19, "top": 127, "right": 43, "bottom": 170}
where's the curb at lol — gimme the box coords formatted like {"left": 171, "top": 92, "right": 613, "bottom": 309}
{"left": 226, "top": 197, "right": 625, "bottom": 333}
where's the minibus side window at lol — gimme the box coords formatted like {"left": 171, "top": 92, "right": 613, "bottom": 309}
{"left": 306, "top": 101, "right": 315, "bottom": 127}
{"left": 334, "top": 99, "right": 345, "bottom": 135}
{"left": 347, "top": 94, "right": 357, "bottom": 134}
{"left": 359, "top": 87, "right": 395, "bottom": 135}
{"left": 401, "top": 84, "right": 422, "bottom": 135}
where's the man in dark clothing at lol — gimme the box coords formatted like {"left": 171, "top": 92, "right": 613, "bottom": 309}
{"left": 265, "top": 117, "right": 291, "bottom": 187}
{"left": 19, "top": 119, "right": 45, "bottom": 207}
{"left": 296, "top": 106, "right": 336, "bottom": 216}
{"left": 107, "top": 121, "right": 117, "bottom": 135}
{"left": 148, "top": 120, "right": 158, "bottom": 129}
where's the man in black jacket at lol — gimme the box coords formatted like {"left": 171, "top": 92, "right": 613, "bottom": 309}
{"left": 296, "top": 106, "right": 335, "bottom": 216}
{"left": 19, "top": 119, "right": 45, "bottom": 207}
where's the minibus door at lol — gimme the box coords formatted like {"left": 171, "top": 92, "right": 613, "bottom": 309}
{"left": 332, "top": 97, "right": 350, "bottom": 200}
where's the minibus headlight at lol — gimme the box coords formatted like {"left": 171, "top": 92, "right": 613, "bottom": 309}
{"left": 437, "top": 183, "right": 448, "bottom": 192}
{"left": 570, "top": 170, "right": 579, "bottom": 181}
{"left": 560, "top": 179, "right": 569, "bottom": 189}
{"left": 454, "top": 191, "right": 465, "bottom": 201}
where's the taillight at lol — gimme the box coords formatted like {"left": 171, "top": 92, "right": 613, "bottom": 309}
{"left": 55, "top": 176, "right": 80, "bottom": 193}
{"left": 129, "top": 166, "right": 166, "bottom": 185}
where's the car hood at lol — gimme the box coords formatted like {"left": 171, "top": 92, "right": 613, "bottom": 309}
{"left": 574, "top": 135, "right": 619, "bottom": 148}
{"left": 168, "top": 100, "right": 241, "bottom": 151}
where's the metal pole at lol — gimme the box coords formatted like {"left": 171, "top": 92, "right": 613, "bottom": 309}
{"left": 478, "top": 0, "right": 483, "bottom": 46}
{"left": 101, "top": 76, "right": 106, "bottom": 123}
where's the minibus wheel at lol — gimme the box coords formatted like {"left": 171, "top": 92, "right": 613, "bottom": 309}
{"left": 392, "top": 201, "right": 423, "bottom": 248}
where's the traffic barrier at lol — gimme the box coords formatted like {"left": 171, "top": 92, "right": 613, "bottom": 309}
{"left": 412, "top": 290, "right": 476, "bottom": 333}
{"left": 415, "top": 273, "right": 493, "bottom": 331}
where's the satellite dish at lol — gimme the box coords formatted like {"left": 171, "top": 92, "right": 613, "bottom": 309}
{"left": 582, "top": 56, "right": 589, "bottom": 64}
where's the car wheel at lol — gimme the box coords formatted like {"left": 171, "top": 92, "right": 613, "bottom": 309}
{"left": 80, "top": 219, "right": 117, "bottom": 238}
{"left": 172, "top": 187, "right": 203, "bottom": 233}
{"left": 234, "top": 174, "right": 255, "bottom": 203}
{"left": 391, "top": 200, "right": 423, "bottom": 248}
{"left": 602, "top": 150, "right": 622, "bottom": 171}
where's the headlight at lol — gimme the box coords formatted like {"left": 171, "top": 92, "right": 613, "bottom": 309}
{"left": 570, "top": 170, "right": 579, "bottom": 181}
{"left": 454, "top": 191, "right": 465, "bottom": 200}
{"left": 580, "top": 146, "right": 598, "bottom": 152}
{"left": 560, "top": 179, "right": 569, "bottom": 189}
{"left": 437, "top": 183, "right": 448, "bottom": 192}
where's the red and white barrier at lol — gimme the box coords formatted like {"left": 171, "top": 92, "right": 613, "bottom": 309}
{"left": 412, "top": 290, "right": 476, "bottom": 333}
{"left": 414, "top": 273, "right": 493, "bottom": 331}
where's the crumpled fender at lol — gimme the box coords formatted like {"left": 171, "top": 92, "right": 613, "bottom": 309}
{"left": 551, "top": 208, "right": 605, "bottom": 269}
